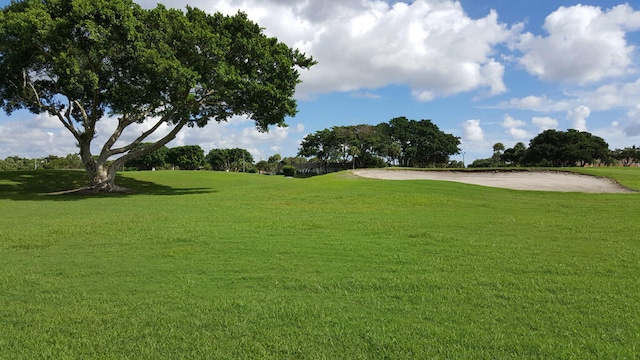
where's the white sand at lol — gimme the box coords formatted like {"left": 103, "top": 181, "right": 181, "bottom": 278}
{"left": 352, "top": 169, "right": 635, "bottom": 193}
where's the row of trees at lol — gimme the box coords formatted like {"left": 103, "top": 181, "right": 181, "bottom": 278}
{"left": 0, "top": 154, "right": 83, "bottom": 171}
{"left": 125, "top": 144, "right": 307, "bottom": 173}
{"left": 470, "top": 129, "right": 639, "bottom": 167}
{"left": 612, "top": 146, "right": 640, "bottom": 167}
{"left": 125, "top": 144, "right": 248, "bottom": 171}
{"left": 298, "top": 117, "right": 461, "bottom": 169}
{"left": 0, "top": 147, "right": 310, "bottom": 174}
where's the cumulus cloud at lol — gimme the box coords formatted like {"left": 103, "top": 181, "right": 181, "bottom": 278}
{"left": 567, "top": 106, "right": 591, "bottom": 131}
{"left": 497, "top": 95, "right": 570, "bottom": 112}
{"left": 462, "top": 119, "right": 484, "bottom": 142}
{"left": 516, "top": 4, "right": 640, "bottom": 84}
{"left": 502, "top": 114, "right": 526, "bottom": 128}
{"left": 566, "top": 78, "right": 640, "bottom": 111}
{"left": 0, "top": 117, "right": 77, "bottom": 158}
{"left": 532, "top": 116, "right": 559, "bottom": 131}
{"left": 502, "top": 114, "right": 529, "bottom": 139}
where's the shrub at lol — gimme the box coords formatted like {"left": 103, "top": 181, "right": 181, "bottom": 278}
{"left": 282, "top": 165, "right": 296, "bottom": 177}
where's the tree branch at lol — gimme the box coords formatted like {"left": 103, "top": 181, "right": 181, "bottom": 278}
{"left": 108, "top": 118, "right": 189, "bottom": 173}
{"left": 72, "top": 100, "right": 90, "bottom": 129}
{"left": 22, "top": 71, "right": 82, "bottom": 140}
{"left": 104, "top": 111, "right": 174, "bottom": 158}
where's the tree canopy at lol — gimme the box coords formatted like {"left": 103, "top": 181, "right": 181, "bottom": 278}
{"left": 469, "top": 130, "right": 613, "bottom": 168}
{"left": 0, "top": 0, "right": 314, "bottom": 191}
{"left": 523, "top": 129, "right": 610, "bottom": 167}
{"left": 206, "top": 148, "right": 253, "bottom": 172}
{"left": 380, "top": 117, "right": 461, "bottom": 167}
{"left": 168, "top": 145, "right": 205, "bottom": 170}
{"left": 298, "top": 117, "right": 460, "bottom": 169}
{"left": 124, "top": 143, "right": 170, "bottom": 170}
{"left": 612, "top": 146, "right": 640, "bottom": 167}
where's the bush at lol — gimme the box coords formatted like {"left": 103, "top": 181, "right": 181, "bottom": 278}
{"left": 282, "top": 165, "right": 296, "bottom": 177}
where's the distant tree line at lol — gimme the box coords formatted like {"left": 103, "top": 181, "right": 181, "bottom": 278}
{"left": 0, "top": 154, "right": 83, "bottom": 170}
{"left": 124, "top": 144, "right": 308, "bottom": 173}
{"left": 469, "top": 129, "right": 640, "bottom": 168}
{"left": 5, "top": 128, "right": 638, "bottom": 174}
{"left": 298, "top": 117, "right": 461, "bottom": 170}
{"left": 0, "top": 145, "right": 310, "bottom": 175}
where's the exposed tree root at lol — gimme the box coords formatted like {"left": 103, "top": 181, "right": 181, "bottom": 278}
{"left": 46, "top": 185, "right": 134, "bottom": 196}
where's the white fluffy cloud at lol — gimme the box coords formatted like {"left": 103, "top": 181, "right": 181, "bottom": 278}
{"left": 302, "top": 1, "right": 513, "bottom": 100}
{"left": 502, "top": 114, "right": 529, "bottom": 139}
{"left": 0, "top": 112, "right": 77, "bottom": 158}
{"left": 567, "top": 106, "right": 591, "bottom": 131}
{"left": 516, "top": 4, "right": 640, "bottom": 84}
{"left": 532, "top": 116, "right": 559, "bottom": 131}
{"left": 567, "top": 78, "right": 640, "bottom": 111}
{"left": 462, "top": 119, "right": 484, "bottom": 142}
{"left": 497, "top": 95, "right": 571, "bottom": 112}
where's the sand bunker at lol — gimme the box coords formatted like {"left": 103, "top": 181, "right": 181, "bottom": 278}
{"left": 353, "top": 169, "right": 635, "bottom": 193}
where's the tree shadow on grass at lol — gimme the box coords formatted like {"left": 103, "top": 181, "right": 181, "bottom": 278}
{"left": 0, "top": 170, "right": 216, "bottom": 201}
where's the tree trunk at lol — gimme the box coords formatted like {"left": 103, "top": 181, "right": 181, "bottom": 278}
{"left": 79, "top": 143, "right": 130, "bottom": 193}
{"left": 85, "top": 161, "right": 130, "bottom": 193}
{"left": 76, "top": 117, "right": 186, "bottom": 193}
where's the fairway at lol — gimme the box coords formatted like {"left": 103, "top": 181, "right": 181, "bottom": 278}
{"left": 1, "top": 169, "right": 639, "bottom": 358}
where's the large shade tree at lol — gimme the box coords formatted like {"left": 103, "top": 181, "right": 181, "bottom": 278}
{"left": 380, "top": 117, "right": 460, "bottom": 167}
{"left": 0, "top": 0, "right": 314, "bottom": 191}
{"left": 299, "top": 117, "right": 460, "bottom": 168}
{"left": 206, "top": 147, "right": 253, "bottom": 172}
{"left": 523, "top": 129, "right": 610, "bottom": 167}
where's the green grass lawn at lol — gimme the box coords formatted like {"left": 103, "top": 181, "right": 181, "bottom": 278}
{"left": 1, "top": 169, "right": 639, "bottom": 359}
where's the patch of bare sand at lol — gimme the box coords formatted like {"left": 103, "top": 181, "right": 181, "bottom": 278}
{"left": 353, "top": 169, "right": 635, "bottom": 193}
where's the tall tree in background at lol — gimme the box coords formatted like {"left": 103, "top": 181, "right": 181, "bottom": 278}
{"left": 0, "top": 0, "right": 314, "bottom": 192}
{"left": 612, "top": 146, "right": 639, "bottom": 167}
{"left": 168, "top": 145, "right": 205, "bottom": 170}
{"left": 206, "top": 148, "right": 253, "bottom": 172}
{"left": 523, "top": 129, "right": 610, "bottom": 167}
{"left": 125, "top": 143, "right": 169, "bottom": 170}
{"left": 299, "top": 117, "right": 459, "bottom": 168}
{"left": 501, "top": 142, "right": 526, "bottom": 166}
{"left": 382, "top": 117, "right": 460, "bottom": 167}
{"left": 298, "top": 128, "right": 336, "bottom": 172}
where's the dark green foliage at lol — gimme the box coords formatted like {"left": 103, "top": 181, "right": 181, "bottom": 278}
{"left": 281, "top": 156, "right": 308, "bottom": 165}
{"left": 382, "top": 117, "right": 460, "bottom": 167}
{"left": 0, "top": 156, "right": 35, "bottom": 170}
{"left": 612, "top": 146, "right": 639, "bottom": 167}
{"left": 255, "top": 160, "right": 270, "bottom": 173}
{"left": 501, "top": 142, "right": 527, "bottom": 166}
{"left": 523, "top": 129, "right": 610, "bottom": 167}
{"left": 206, "top": 148, "right": 254, "bottom": 172}
{"left": 124, "top": 143, "right": 169, "bottom": 170}
{"left": 282, "top": 165, "right": 296, "bottom": 177}
{"left": 0, "top": 154, "right": 83, "bottom": 170}
{"left": 40, "top": 154, "right": 83, "bottom": 169}
{"left": 468, "top": 158, "right": 496, "bottom": 168}
{"left": 298, "top": 117, "right": 460, "bottom": 168}
{"left": 167, "top": 145, "right": 205, "bottom": 170}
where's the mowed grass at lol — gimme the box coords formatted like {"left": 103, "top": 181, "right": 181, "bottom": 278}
{"left": 1, "top": 169, "right": 639, "bottom": 359}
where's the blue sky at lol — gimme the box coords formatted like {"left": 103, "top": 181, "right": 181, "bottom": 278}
{"left": 1, "top": 0, "right": 640, "bottom": 164}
